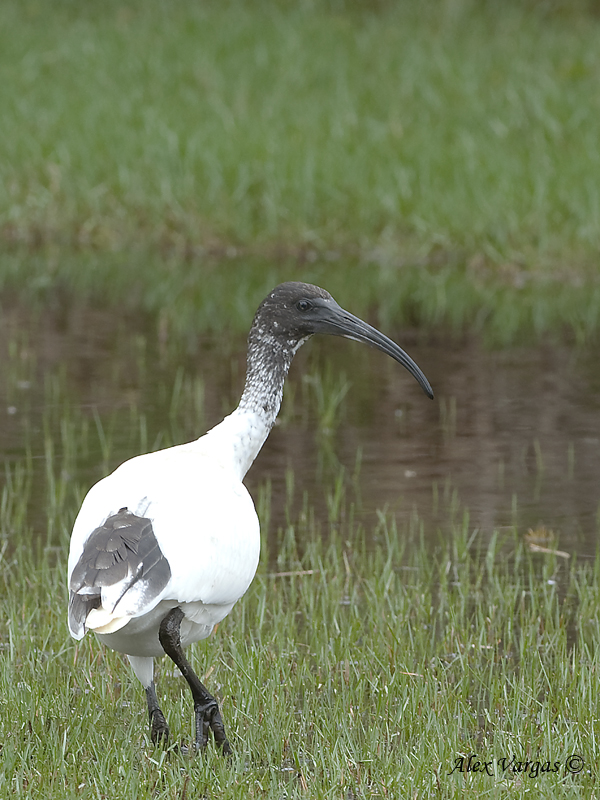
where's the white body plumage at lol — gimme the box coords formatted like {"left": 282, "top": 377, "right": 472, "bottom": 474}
{"left": 67, "top": 408, "right": 268, "bottom": 677}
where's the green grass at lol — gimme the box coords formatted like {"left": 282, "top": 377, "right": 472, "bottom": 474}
{"left": 1, "top": 356, "right": 600, "bottom": 799}
{"left": 1, "top": 0, "right": 600, "bottom": 274}
{"left": 2, "top": 474, "right": 600, "bottom": 798}
{"left": 2, "top": 0, "right": 600, "bottom": 342}
{"left": 2, "top": 249, "right": 600, "bottom": 348}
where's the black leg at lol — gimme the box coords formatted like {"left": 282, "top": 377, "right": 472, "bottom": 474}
{"left": 159, "top": 607, "right": 232, "bottom": 755}
{"left": 146, "top": 682, "right": 170, "bottom": 745}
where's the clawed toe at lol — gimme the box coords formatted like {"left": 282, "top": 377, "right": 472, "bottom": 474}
{"left": 194, "top": 701, "right": 232, "bottom": 755}
{"left": 149, "top": 710, "right": 170, "bottom": 746}
{"left": 147, "top": 700, "right": 231, "bottom": 756}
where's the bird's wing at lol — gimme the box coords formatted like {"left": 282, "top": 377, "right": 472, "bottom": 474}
{"left": 68, "top": 507, "right": 171, "bottom": 639}
{"left": 67, "top": 444, "right": 261, "bottom": 640}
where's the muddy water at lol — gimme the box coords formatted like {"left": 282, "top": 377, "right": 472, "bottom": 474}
{"left": 1, "top": 302, "right": 599, "bottom": 557}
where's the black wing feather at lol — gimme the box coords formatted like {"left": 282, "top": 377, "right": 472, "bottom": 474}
{"left": 68, "top": 508, "right": 171, "bottom": 637}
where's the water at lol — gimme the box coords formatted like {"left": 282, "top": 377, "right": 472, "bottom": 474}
{"left": 1, "top": 301, "right": 599, "bottom": 558}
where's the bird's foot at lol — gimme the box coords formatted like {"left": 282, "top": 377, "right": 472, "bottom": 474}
{"left": 194, "top": 700, "right": 232, "bottom": 756}
{"left": 149, "top": 708, "right": 170, "bottom": 746}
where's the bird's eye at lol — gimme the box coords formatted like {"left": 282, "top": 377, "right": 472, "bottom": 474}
{"left": 296, "top": 300, "right": 312, "bottom": 312}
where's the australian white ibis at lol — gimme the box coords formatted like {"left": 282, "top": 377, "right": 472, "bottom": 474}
{"left": 67, "top": 282, "right": 433, "bottom": 754}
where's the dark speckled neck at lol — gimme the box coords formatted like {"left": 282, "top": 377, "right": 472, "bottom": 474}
{"left": 237, "top": 327, "right": 307, "bottom": 427}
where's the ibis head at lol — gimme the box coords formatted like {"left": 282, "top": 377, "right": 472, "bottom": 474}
{"left": 250, "top": 282, "right": 434, "bottom": 399}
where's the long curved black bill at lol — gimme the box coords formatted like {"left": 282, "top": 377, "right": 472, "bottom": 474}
{"left": 319, "top": 306, "right": 434, "bottom": 399}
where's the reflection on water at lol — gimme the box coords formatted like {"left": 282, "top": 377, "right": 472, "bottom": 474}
{"left": 1, "top": 301, "right": 599, "bottom": 557}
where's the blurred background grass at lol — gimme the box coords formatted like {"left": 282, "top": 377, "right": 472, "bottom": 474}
{"left": 2, "top": 5, "right": 600, "bottom": 796}
{"left": 1, "top": 0, "right": 599, "bottom": 337}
